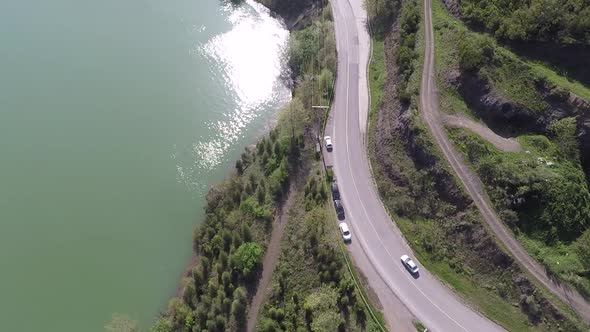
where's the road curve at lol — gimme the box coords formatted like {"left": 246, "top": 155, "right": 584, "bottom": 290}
{"left": 419, "top": 0, "right": 590, "bottom": 323}
{"left": 327, "top": 0, "right": 504, "bottom": 330}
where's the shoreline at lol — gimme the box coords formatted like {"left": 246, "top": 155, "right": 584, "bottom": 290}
{"left": 163, "top": 0, "right": 316, "bottom": 318}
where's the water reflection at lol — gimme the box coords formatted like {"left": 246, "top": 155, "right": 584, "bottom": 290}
{"left": 188, "top": 0, "right": 290, "bottom": 174}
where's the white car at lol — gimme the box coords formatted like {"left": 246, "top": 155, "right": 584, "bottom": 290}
{"left": 339, "top": 222, "right": 351, "bottom": 242}
{"left": 324, "top": 136, "right": 333, "bottom": 151}
{"left": 401, "top": 254, "right": 419, "bottom": 274}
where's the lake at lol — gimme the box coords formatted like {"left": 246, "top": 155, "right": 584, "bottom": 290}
{"left": 0, "top": 0, "right": 290, "bottom": 330}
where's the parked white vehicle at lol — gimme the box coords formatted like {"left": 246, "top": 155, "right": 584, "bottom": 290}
{"left": 339, "top": 222, "right": 351, "bottom": 242}
{"left": 401, "top": 254, "right": 419, "bottom": 274}
{"left": 324, "top": 136, "right": 333, "bottom": 151}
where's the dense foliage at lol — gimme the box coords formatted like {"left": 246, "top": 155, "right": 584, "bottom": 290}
{"left": 576, "top": 230, "right": 590, "bottom": 270}
{"left": 257, "top": 173, "right": 380, "bottom": 331}
{"left": 148, "top": 117, "right": 305, "bottom": 332}
{"left": 257, "top": 0, "right": 316, "bottom": 20}
{"left": 396, "top": 0, "right": 421, "bottom": 103}
{"left": 256, "top": 4, "right": 381, "bottom": 331}
{"left": 460, "top": 0, "right": 590, "bottom": 44}
{"left": 457, "top": 32, "right": 494, "bottom": 71}
{"left": 453, "top": 129, "right": 590, "bottom": 243}
{"left": 289, "top": 11, "right": 337, "bottom": 81}
{"left": 365, "top": 0, "right": 399, "bottom": 35}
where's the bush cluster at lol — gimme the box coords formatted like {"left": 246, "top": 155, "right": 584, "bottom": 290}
{"left": 460, "top": 0, "right": 590, "bottom": 44}
{"left": 258, "top": 200, "right": 368, "bottom": 331}
{"left": 365, "top": 0, "right": 399, "bottom": 35}
{"left": 452, "top": 129, "right": 590, "bottom": 244}
{"left": 150, "top": 124, "right": 303, "bottom": 331}
{"left": 457, "top": 32, "right": 495, "bottom": 71}
{"left": 396, "top": 0, "right": 421, "bottom": 103}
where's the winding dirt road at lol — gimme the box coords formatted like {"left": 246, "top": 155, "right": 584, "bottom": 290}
{"left": 443, "top": 114, "right": 521, "bottom": 152}
{"left": 246, "top": 188, "right": 296, "bottom": 332}
{"left": 420, "top": 0, "right": 590, "bottom": 323}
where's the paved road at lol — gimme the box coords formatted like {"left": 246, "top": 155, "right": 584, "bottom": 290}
{"left": 419, "top": 0, "right": 590, "bottom": 323}
{"left": 327, "top": 0, "right": 505, "bottom": 330}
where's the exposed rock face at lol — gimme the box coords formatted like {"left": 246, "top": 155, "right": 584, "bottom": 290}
{"left": 258, "top": 0, "right": 320, "bottom": 30}
{"left": 457, "top": 70, "right": 590, "bottom": 134}
{"left": 457, "top": 72, "right": 537, "bottom": 135}
{"left": 509, "top": 41, "right": 590, "bottom": 87}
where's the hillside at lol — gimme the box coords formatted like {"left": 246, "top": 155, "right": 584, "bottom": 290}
{"left": 433, "top": 0, "right": 590, "bottom": 311}
{"left": 444, "top": 0, "right": 590, "bottom": 87}
{"left": 456, "top": 0, "right": 590, "bottom": 45}
{"left": 366, "top": 0, "right": 589, "bottom": 329}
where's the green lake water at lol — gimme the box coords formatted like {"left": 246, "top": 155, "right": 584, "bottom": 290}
{"left": 0, "top": 0, "right": 290, "bottom": 330}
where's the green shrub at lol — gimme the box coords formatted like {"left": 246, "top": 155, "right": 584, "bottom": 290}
{"left": 240, "top": 196, "right": 271, "bottom": 221}
{"left": 457, "top": 33, "right": 495, "bottom": 71}
{"left": 576, "top": 230, "right": 590, "bottom": 270}
{"left": 461, "top": 0, "right": 590, "bottom": 44}
{"left": 150, "top": 318, "right": 173, "bottom": 332}
{"left": 232, "top": 242, "right": 263, "bottom": 278}
{"left": 365, "top": 0, "right": 399, "bottom": 35}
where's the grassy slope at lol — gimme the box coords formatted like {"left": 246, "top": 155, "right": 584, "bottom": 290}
{"left": 431, "top": 0, "right": 590, "bottom": 300}
{"left": 433, "top": 2, "right": 590, "bottom": 110}
{"left": 367, "top": 1, "right": 587, "bottom": 331}
{"left": 367, "top": 3, "right": 535, "bottom": 330}
{"left": 448, "top": 126, "right": 590, "bottom": 298}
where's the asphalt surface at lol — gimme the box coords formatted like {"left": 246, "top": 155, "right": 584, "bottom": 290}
{"left": 327, "top": 0, "right": 505, "bottom": 330}
{"left": 419, "top": 0, "right": 590, "bottom": 323}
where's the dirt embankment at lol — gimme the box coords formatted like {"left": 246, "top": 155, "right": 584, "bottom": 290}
{"left": 257, "top": 0, "right": 321, "bottom": 30}
{"left": 373, "top": 16, "right": 469, "bottom": 212}
{"left": 449, "top": 69, "right": 590, "bottom": 172}
{"left": 370, "top": 8, "right": 582, "bottom": 330}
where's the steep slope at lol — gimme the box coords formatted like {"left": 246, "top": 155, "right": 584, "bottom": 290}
{"left": 425, "top": 0, "right": 590, "bottom": 323}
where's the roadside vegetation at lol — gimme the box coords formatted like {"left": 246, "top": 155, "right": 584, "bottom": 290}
{"left": 256, "top": 166, "right": 383, "bottom": 331}
{"left": 256, "top": 2, "right": 385, "bottom": 331}
{"left": 431, "top": 0, "right": 590, "bottom": 304}
{"left": 367, "top": 0, "right": 588, "bottom": 330}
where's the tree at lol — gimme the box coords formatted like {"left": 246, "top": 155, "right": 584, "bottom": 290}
{"left": 303, "top": 286, "right": 344, "bottom": 332}
{"left": 221, "top": 271, "right": 231, "bottom": 289}
{"left": 259, "top": 317, "right": 281, "bottom": 332}
{"left": 458, "top": 33, "right": 495, "bottom": 71}
{"left": 232, "top": 242, "right": 263, "bottom": 278}
{"left": 256, "top": 185, "right": 266, "bottom": 204}
{"left": 310, "top": 310, "right": 344, "bottom": 332}
{"left": 235, "top": 159, "right": 244, "bottom": 175}
{"left": 318, "top": 68, "right": 334, "bottom": 98}
{"left": 150, "top": 318, "right": 172, "bottom": 332}
{"left": 241, "top": 223, "right": 252, "bottom": 243}
{"left": 576, "top": 230, "right": 590, "bottom": 270}
{"left": 231, "top": 299, "right": 247, "bottom": 326}
{"left": 105, "top": 313, "right": 139, "bottom": 332}
{"left": 193, "top": 266, "right": 205, "bottom": 293}
{"left": 365, "top": 0, "right": 398, "bottom": 34}
{"left": 549, "top": 117, "right": 579, "bottom": 160}
{"left": 183, "top": 280, "right": 197, "bottom": 308}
